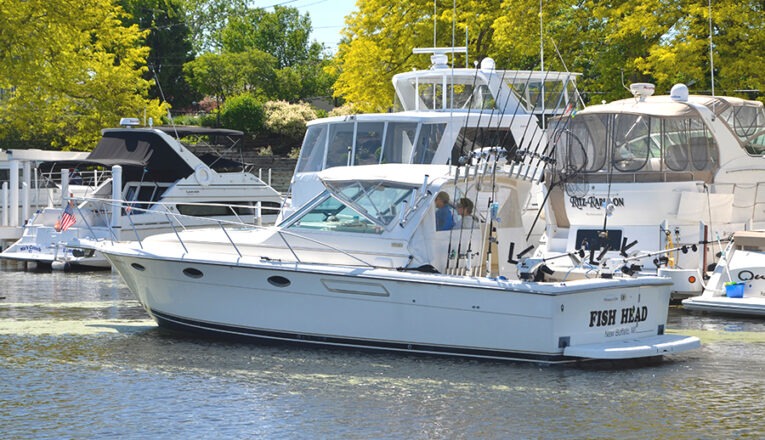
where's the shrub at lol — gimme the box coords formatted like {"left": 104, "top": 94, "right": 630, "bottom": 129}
{"left": 328, "top": 103, "right": 360, "bottom": 116}
{"left": 220, "top": 94, "right": 265, "bottom": 133}
{"left": 263, "top": 100, "right": 317, "bottom": 141}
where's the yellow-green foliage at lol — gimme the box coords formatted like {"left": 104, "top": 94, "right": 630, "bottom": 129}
{"left": 263, "top": 100, "right": 317, "bottom": 140}
{"left": 0, "top": 0, "right": 167, "bottom": 150}
{"left": 332, "top": 0, "right": 764, "bottom": 109}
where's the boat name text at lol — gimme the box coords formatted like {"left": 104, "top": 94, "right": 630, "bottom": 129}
{"left": 737, "top": 270, "right": 765, "bottom": 282}
{"left": 570, "top": 196, "right": 625, "bottom": 210}
{"left": 589, "top": 306, "right": 648, "bottom": 327}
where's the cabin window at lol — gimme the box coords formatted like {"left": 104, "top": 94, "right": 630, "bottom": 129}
{"left": 555, "top": 114, "right": 608, "bottom": 173}
{"left": 296, "top": 125, "right": 329, "bottom": 173}
{"left": 452, "top": 127, "right": 514, "bottom": 164}
{"left": 612, "top": 114, "right": 652, "bottom": 172}
{"left": 123, "top": 183, "right": 170, "bottom": 214}
{"left": 380, "top": 122, "right": 417, "bottom": 164}
{"left": 326, "top": 123, "right": 356, "bottom": 168}
{"left": 719, "top": 103, "right": 765, "bottom": 156}
{"left": 412, "top": 123, "right": 446, "bottom": 164}
{"left": 554, "top": 113, "right": 718, "bottom": 174}
{"left": 354, "top": 122, "right": 385, "bottom": 165}
{"left": 176, "top": 201, "right": 281, "bottom": 217}
{"left": 411, "top": 78, "right": 496, "bottom": 111}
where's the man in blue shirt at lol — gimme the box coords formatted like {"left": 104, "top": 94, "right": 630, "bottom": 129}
{"left": 434, "top": 191, "right": 455, "bottom": 231}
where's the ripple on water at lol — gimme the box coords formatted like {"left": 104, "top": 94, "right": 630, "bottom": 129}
{"left": 1, "top": 265, "right": 765, "bottom": 438}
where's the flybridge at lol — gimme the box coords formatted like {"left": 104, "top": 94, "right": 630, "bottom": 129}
{"left": 392, "top": 47, "right": 581, "bottom": 116}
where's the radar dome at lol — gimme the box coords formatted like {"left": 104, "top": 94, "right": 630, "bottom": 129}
{"left": 670, "top": 83, "right": 689, "bottom": 102}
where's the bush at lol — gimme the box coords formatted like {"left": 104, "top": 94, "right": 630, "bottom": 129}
{"left": 328, "top": 103, "right": 360, "bottom": 116}
{"left": 220, "top": 94, "right": 265, "bottom": 133}
{"left": 263, "top": 100, "right": 317, "bottom": 141}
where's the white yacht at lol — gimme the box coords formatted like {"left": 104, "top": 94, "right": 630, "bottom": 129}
{"left": 532, "top": 83, "right": 765, "bottom": 297}
{"left": 683, "top": 230, "right": 765, "bottom": 316}
{"left": 0, "top": 122, "right": 283, "bottom": 269}
{"left": 286, "top": 49, "right": 581, "bottom": 248}
{"left": 95, "top": 162, "right": 700, "bottom": 363}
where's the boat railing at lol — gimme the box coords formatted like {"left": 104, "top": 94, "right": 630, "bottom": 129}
{"left": 40, "top": 169, "right": 111, "bottom": 190}
{"left": 72, "top": 196, "right": 375, "bottom": 267}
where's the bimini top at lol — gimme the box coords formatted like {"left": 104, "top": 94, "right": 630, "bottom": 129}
{"left": 578, "top": 94, "right": 762, "bottom": 118}
{"left": 84, "top": 129, "right": 195, "bottom": 179}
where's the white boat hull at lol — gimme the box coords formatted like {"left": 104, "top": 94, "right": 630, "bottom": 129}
{"left": 104, "top": 250, "right": 699, "bottom": 363}
{"left": 682, "top": 233, "right": 765, "bottom": 316}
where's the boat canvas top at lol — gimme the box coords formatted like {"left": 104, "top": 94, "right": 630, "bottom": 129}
{"left": 575, "top": 93, "right": 763, "bottom": 119}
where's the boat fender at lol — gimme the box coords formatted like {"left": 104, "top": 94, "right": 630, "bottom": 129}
{"left": 194, "top": 164, "right": 212, "bottom": 186}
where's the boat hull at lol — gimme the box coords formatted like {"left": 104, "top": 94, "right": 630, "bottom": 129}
{"left": 104, "top": 251, "right": 699, "bottom": 363}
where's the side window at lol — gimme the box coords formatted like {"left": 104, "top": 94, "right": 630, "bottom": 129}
{"left": 354, "top": 122, "right": 384, "bottom": 165}
{"left": 326, "top": 123, "right": 355, "bottom": 168}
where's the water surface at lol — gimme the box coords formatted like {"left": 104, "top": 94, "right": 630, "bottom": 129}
{"left": 1, "top": 261, "right": 764, "bottom": 439}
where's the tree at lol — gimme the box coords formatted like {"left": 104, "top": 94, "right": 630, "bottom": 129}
{"left": 333, "top": 0, "right": 764, "bottom": 110}
{"left": 121, "top": 0, "right": 197, "bottom": 109}
{"left": 0, "top": 0, "right": 167, "bottom": 150}
{"left": 183, "top": 50, "right": 277, "bottom": 108}
{"left": 219, "top": 5, "right": 333, "bottom": 101}
{"left": 222, "top": 5, "right": 318, "bottom": 69}
{"left": 179, "top": 0, "right": 248, "bottom": 54}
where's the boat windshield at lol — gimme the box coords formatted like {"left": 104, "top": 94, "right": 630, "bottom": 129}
{"left": 288, "top": 181, "right": 416, "bottom": 234}
{"left": 296, "top": 121, "right": 447, "bottom": 173}
{"left": 717, "top": 103, "right": 765, "bottom": 155}
{"left": 553, "top": 112, "right": 719, "bottom": 175}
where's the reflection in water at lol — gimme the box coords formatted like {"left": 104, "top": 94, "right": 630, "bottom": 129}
{"left": 1, "top": 261, "right": 764, "bottom": 438}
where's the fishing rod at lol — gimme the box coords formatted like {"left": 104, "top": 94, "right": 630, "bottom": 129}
{"left": 471, "top": 68, "right": 507, "bottom": 154}
{"left": 523, "top": 73, "right": 576, "bottom": 181}
{"left": 486, "top": 68, "right": 523, "bottom": 151}
{"left": 463, "top": 62, "right": 496, "bottom": 157}
{"left": 456, "top": 62, "right": 482, "bottom": 161}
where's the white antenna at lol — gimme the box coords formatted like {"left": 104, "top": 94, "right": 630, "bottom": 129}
{"left": 708, "top": 0, "right": 715, "bottom": 96}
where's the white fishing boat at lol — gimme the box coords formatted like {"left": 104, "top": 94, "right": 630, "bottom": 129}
{"left": 682, "top": 230, "right": 765, "bottom": 316}
{"left": 532, "top": 83, "right": 765, "bottom": 297}
{"left": 96, "top": 162, "right": 699, "bottom": 363}
{"left": 0, "top": 121, "right": 283, "bottom": 269}
{"left": 285, "top": 48, "right": 581, "bottom": 250}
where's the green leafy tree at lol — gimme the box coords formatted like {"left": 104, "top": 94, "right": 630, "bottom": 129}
{"left": 220, "top": 5, "right": 333, "bottom": 101}
{"left": 179, "top": 0, "right": 247, "bottom": 54}
{"left": 334, "top": 0, "right": 764, "bottom": 110}
{"left": 183, "top": 50, "right": 277, "bottom": 107}
{"left": 121, "top": 0, "right": 197, "bottom": 108}
{"left": 222, "top": 5, "right": 319, "bottom": 69}
{"left": 0, "top": 0, "right": 167, "bottom": 150}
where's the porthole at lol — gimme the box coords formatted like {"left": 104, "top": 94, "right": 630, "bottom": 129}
{"left": 131, "top": 262, "right": 146, "bottom": 271}
{"left": 183, "top": 267, "right": 204, "bottom": 279}
{"left": 267, "top": 275, "right": 291, "bottom": 287}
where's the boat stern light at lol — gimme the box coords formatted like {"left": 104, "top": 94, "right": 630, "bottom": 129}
{"left": 629, "top": 83, "right": 655, "bottom": 102}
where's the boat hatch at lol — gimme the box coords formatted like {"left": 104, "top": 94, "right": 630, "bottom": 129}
{"left": 563, "top": 334, "right": 700, "bottom": 359}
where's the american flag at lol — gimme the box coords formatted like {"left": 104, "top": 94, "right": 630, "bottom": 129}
{"left": 56, "top": 201, "right": 77, "bottom": 232}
